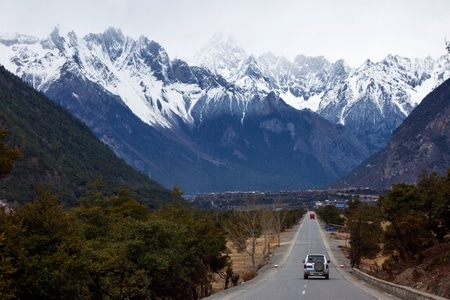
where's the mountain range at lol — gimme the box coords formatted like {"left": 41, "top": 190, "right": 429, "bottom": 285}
{"left": 0, "top": 27, "right": 449, "bottom": 194}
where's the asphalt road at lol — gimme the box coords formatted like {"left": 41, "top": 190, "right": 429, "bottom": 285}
{"left": 207, "top": 212, "right": 395, "bottom": 300}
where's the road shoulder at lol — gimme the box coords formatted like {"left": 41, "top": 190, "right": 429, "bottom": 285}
{"left": 318, "top": 220, "right": 399, "bottom": 300}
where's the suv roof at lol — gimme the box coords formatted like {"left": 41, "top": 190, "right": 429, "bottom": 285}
{"left": 306, "top": 254, "right": 327, "bottom": 258}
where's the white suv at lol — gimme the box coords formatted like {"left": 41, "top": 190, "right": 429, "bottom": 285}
{"left": 302, "top": 254, "right": 330, "bottom": 279}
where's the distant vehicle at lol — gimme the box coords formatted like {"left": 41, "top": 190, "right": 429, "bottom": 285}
{"left": 309, "top": 213, "right": 315, "bottom": 219}
{"left": 303, "top": 254, "right": 330, "bottom": 279}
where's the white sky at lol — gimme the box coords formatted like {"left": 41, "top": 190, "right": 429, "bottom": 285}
{"left": 1, "top": 0, "right": 450, "bottom": 67}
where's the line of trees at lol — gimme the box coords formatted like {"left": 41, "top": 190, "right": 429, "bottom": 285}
{"left": 378, "top": 170, "right": 450, "bottom": 268}
{"left": 0, "top": 182, "right": 231, "bottom": 299}
{"left": 223, "top": 196, "right": 305, "bottom": 273}
{"left": 318, "top": 169, "right": 450, "bottom": 272}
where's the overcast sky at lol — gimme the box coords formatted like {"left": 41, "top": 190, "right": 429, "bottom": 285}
{"left": 2, "top": 0, "right": 450, "bottom": 67}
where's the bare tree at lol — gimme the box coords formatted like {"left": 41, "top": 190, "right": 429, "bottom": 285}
{"left": 274, "top": 210, "right": 286, "bottom": 246}
{"left": 260, "top": 208, "right": 274, "bottom": 263}
{"left": 226, "top": 196, "right": 262, "bottom": 272}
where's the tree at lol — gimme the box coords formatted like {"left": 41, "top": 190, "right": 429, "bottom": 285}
{"left": 74, "top": 178, "right": 115, "bottom": 239}
{"left": 379, "top": 182, "right": 434, "bottom": 265}
{"left": 0, "top": 187, "right": 91, "bottom": 299}
{"left": 379, "top": 170, "right": 450, "bottom": 267}
{"left": 379, "top": 169, "right": 450, "bottom": 265}
{"left": 272, "top": 198, "right": 287, "bottom": 246}
{"left": 416, "top": 170, "right": 450, "bottom": 243}
{"left": 316, "top": 205, "right": 344, "bottom": 226}
{"left": 0, "top": 129, "right": 22, "bottom": 179}
{"left": 171, "top": 183, "right": 185, "bottom": 203}
{"left": 436, "top": 170, "right": 450, "bottom": 234}
{"left": 0, "top": 203, "right": 24, "bottom": 300}
{"left": 345, "top": 199, "right": 382, "bottom": 268}
{"left": 183, "top": 213, "right": 230, "bottom": 297}
{"left": 226, "top": 196, "right": 262, "bottom": 272}
{"left": 110, "top": 188, "right": 149, "bottom": 220}
{"left": 284, "top": 208, "right": 305, "bottom": 228}
{"left": 154, "top": 186, "right": 230, "bottom": 298}
{"left": 260, "top": 208, "right": 274, "bottom": 263}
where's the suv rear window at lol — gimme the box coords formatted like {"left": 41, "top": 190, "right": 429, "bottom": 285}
{"left": 307, "top": 256, "right": 324, "bottom": 263}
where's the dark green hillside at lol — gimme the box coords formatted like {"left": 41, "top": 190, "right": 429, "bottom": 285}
{"left": 0, "top": 65, "right": 171, "bottom": 206}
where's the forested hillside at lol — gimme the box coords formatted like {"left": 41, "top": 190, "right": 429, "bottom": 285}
{"left": 0, "top": 65, "right": 171, "bottom": 207}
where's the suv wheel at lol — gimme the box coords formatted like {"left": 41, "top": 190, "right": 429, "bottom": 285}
{"left": 314, "top": 261, "right": 324, "bottom": 272}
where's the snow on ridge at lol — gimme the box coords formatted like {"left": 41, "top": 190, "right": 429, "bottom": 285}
{"left": 0, "top": 35, "right": 66, "bottom": 91}
{"left": 280, "top": 91, "right": 321, "bottom": 112}
{"left": 77, "top": 36, "right": 177, "bottom": 127}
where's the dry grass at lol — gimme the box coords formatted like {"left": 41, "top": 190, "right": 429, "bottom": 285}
{"left": 329, "top": 231, "right": 349, "bottom": 240}
{"left": 211, "top": 229, "right": 293, "bottom": 292}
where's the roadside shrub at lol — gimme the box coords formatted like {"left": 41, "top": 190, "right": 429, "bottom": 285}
{"left": 440, "top": 250, "right": 450, "bottom": 265}
{"left": 241, "top": 270, "right": 257, "bottom": 282}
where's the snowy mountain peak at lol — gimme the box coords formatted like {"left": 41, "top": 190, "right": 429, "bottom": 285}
{"left": 242, "top": 55, "right": 259, "bottom": 74}
{"left": 193, "top": 31, "right": 248, "bottom": 80}
{"left": 231, "top": 55, "right": 273, "bottom": 95}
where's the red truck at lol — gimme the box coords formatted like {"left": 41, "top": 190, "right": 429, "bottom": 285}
{"left": 310, "top": 213, "right": 315, "bottom": 219}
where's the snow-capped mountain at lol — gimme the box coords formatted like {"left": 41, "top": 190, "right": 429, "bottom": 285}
{"left": 0, "top": 27, "right": 449, "bottom": 193}
{"left": 194, "top": 33, "right": 450, "bottom": 148}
